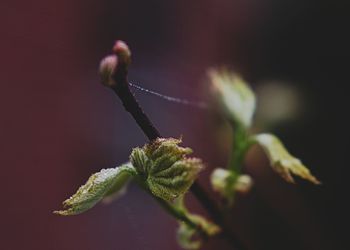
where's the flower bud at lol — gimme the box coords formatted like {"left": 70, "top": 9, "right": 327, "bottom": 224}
{"left": 99, "top": 55, "right": 118, "bottom": 87}
{"left": 234, "top": 174, "right": 253, "bottom": 194}
{"left": 210, "top": 168, "right": 231, "bottom": 195}
{"left": 113, "top": 40, "right": 131, "bottom": 66}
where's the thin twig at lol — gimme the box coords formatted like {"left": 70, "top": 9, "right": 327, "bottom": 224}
{"left": 102, "top": 41, "right": 246, "bottom": 250}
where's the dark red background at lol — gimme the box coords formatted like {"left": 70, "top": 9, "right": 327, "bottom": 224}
{"left": 1, "top": 0, "right": 348, "bottom": 249}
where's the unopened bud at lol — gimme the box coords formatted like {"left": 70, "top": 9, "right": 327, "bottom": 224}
{"left": 234, "top": 174, "right": 253, "bottom": 194}
{"left": 112, "top": 40, "right": 131, "bottom": 66}
{"left": 211, "top": 168, "right": 231, "bottom": 194}
{"left": 99, "top": 55, "right": 118, "bottom": 87}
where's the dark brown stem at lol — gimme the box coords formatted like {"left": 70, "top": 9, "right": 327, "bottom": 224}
{"left": 111, "top": 78, "right": 161, "bottom": 141}
{"left": 105, "top": 41, "right": 246, "bottom": 250}
{"left": 111, "top": 77, "right": 246, "bottom": 250}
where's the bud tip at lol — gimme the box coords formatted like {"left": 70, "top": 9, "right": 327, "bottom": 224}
{"left": 113, "top": 40, "right": 131, "bottom": 62}
{"left": 99, "top": 55, "right": 118, "bottom": 87}
{"left": 235, "top": 175, "right": 253, "bottom": 194}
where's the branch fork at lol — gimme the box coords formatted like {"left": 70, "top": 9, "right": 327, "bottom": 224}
{"left": 99, "top": 40, "right": 245, "bottom": 250}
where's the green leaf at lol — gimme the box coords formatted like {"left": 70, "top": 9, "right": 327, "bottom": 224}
{"left": 130, "top": 138, "right": 203, "bottom": 202}
{"left": 177, "top": 212, "right": 221, "bottom": 250}
{"left": 177, "top": 223, "right": 201, "bottom": 250}
{"left": 254, "top": 133, "right": 320, "bottom": 184}
{"left": 175, "top": 196, "right": 221, "bottom": 250}
{"left": 55, "top": 164, "right": 136, "bottom": 215}
{"left": 209, "top": 69, "right": 256, "bottom": 128}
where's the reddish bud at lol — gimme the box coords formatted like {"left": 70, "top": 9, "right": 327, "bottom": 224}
{"left": 99, "top": 55, "right": 118, "bottom": 87}
{"left": 112, "top": 40, "right": 131, "bottom": 66}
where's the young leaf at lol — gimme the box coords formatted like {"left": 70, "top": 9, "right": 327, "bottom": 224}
{"left": 254, "top": 133, "right": 320, "bottom": 184}
{"left": 209, "top": 69, "right": 256, "bottom": 128}
{"left": 55, "top": 164, "right": 136, "bottom": 215}
{"left": 177, "top": 223, "right": 201, "bottom": 250}
{"left": 175, "top": 196, "right": 221, "bottom": 250}
{"left": 177, "top": 213, "right": 221, "bottom": 250}
{"left": 130, "top": 138, "right": 203, "bottom": 202}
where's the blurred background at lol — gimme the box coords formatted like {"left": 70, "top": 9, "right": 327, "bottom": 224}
{"left": 1, "top": 0, "right": 349, "bottom": 249}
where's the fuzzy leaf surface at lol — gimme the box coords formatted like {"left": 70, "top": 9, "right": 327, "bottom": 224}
{"left": 175, "top": 197, "right": 221, "bottom": 250}
{"left": 130, "top": 138, "right": 203, "bottom": 202}
{"left": 55, "top": 164, "right": 136, "bottom": 215}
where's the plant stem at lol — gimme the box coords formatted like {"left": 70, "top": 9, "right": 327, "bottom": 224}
{"left": 111, "top": 63, "right": 160, "bottom": 141}
{"left": 228, "top": 123, "right": 249, "bottom": 173}
{"left": 106, "top": 44, "right": 246, "bottom": 249}
{"left": 191, "top": 181, "right": 246, "bottom": 249}
{"left": 135, "top": 179, "right": 207, "bottom": 237}
{"left": 154, "top": 196, "right": 209, "bottom": 239}
{"left": 110, "top": 77, "right": 246, "bottom": 249}
{"left": 155, "top": 197, "right": 199, "bottom": 230}
{"left": 225, "top": 123, "right": 254, "bottom": 205}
